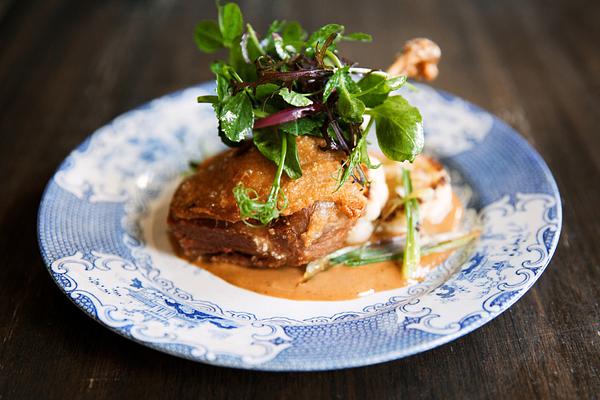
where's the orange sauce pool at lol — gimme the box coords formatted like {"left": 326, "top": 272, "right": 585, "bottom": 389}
{"left": 192, "top": 194, "right": 464, "bottom": 301}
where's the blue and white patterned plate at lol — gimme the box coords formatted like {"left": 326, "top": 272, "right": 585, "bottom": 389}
{"left": 38, "top": 82, "right": 561, "bottom": 371}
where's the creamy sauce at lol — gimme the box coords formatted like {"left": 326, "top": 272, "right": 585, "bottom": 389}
{"left": 200, "top": 251, "right": 453, "bottom": 301}
{"left": 191, "top": 194, "right": 464, "bottom": 301}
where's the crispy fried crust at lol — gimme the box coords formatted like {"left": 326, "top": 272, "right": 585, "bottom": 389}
{"left": 169, "top": 136, "right": 367, "bottom": 223}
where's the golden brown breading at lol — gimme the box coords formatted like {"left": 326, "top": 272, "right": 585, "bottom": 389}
{"left": 170, "top": 136, "right": 367, "bottom": 223}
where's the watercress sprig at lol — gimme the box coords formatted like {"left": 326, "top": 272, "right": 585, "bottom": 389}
{"left": 195, "top": 2, "right": 424, "bottom": 226}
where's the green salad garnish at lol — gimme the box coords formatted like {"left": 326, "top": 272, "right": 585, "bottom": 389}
{"left": 195, "top": 2, "right": 424, "bottom": 226}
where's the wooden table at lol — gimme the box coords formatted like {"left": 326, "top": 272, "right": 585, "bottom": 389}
{"left": 1, "top": 0, "right": 599, "bottom": 398}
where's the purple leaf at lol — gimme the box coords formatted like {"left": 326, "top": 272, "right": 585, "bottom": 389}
{"left": 254, "top": 103, "right": 324, "bottom": 129}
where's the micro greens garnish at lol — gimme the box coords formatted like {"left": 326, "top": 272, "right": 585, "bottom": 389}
{"left": 195, "top": 2, "right": 423, "bottom": 225}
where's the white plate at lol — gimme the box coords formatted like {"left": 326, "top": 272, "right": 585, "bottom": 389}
{"left": 38, "top": 82, "right": 561, "bottom": 370}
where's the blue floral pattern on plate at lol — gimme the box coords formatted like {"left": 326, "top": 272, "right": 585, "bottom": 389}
{"left": 38, "top": 82, "right": 561, "bottom": 370}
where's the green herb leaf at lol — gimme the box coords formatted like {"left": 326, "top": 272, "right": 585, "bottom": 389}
{"left": 273, "top": 33, "right": 291, "bottom": 60}
{"left": 255, "top": 83, "right": 280, "bottom": 100}
{"left": 307, "top": 23, "right": 344, "bottom": 49}
{"left": 209, "top": 61, "right": 234, "bottom": 124}
{"left": 336, "top": 147, "right": 362, "bottom": 190}
{"left": 281, "top": 21, "right": 307, "bottom": 50}
{"left": 263, "top": 20, "right": 307, "bottom": 54}
{"left": 357, "top": 74, "right": 407, "bottom": 107}
{"left": 356, "top": 74, "right": 387, "bottom": 107}
{"left": 278, "top": 87, "right": 313, "bottom": 106}
{"left": 335, "top": 132, "right": 367, "bottom": 190}
{"left": 210, "top": 61, "right": 233, "bottom": 102}
{"left": 228, "top": 39, "right": 257, "bottom": 82}
{"left": 370, "top": 95, "right": 424, "bottom": 162}
{"left": 342, "top": 32, "right": 372, "bottom": 42}
{"left": 281, "top": 21, "right": 307, "bottom": 42}
{"left": 218, "top": 2, "right": 244, "bottom": 48}
{"left": 337, "top": 90, "right": 365, "bottom": 123}
{"left": 194, "top": 20, "right": 224, "bottom": 53}
{"left": 267, "top": 20, "right": 285, "bottom": 35}
{"left": 323, "top": 67, "right": 364, "bottom": 122}
{"left": 360, "top": 144, "right": 379, "bottom": 169}
{"left": 322, "top": 68, "right": 342, "bottom": 102}
{"left": 261, "top": 20, "right": 282, "bottom": 54}
{"left": 219, "top": 91, "right": 254, "bottom": 142}
{"left": 386, "top": 75, "right": 408, "bottom": 90}
{"left": 284, "top": 133, "right": 303, "bottom": 179}
{"left": 253, "top": 129, "right": 302, "bottom": 179}
{"left": 242, "top": 23, "right": 266, "bottom": 63}
{"left": 323, "top": 67, "right": 359, "bottom": 99}
{"left": 279, "top": 116, "right": 324, "bottom": 136}
{"left": 197, "top": 95, "right": 219, "bottom": 103}
{"left": 359, "top": 122, "right": 379, "bottom": 168}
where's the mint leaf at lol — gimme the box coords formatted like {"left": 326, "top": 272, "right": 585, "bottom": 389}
{"left": 219, "top": 92, "right": 254, "bottom": 142}
{"left": 194, "top": 20, "right": 224, "bottom": 53}
{"left": 253, "top": 130, "right": 302, "bottom": 179}
{"left": 218, "top": 2, "right": 244, "bottom": 48}
{"left": 370, "top": 96, "right": 424, "bottom": 162}
{"left": 278, "top": 87, "right": 313, "bottom": 106}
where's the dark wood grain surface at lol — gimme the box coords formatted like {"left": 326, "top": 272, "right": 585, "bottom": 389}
{"left": 1, "top": 0, "right": 599, "bottom": 398}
